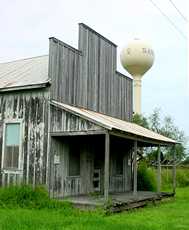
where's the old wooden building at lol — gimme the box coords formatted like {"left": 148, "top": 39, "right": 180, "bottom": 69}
{"left": 0, "top": 23, "right": 177, "bottom": 203}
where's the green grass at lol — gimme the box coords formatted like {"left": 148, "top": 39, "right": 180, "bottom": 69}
{"left": 0, "top": 187, "right": 189, "bottom": 229}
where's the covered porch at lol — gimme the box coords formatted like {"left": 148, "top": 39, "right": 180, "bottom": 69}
{"left": 49, "top": 133, "right": 133, "bottom": 198}
{"left": 49, "top": 100, "right": 177, "bottom": 209}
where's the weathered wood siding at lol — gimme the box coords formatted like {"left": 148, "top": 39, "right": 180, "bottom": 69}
{"left": 110, "top": 136, "right": 132, "bottom": 193}
{"left": 0, "top": 89, "right": 49, "bottom": 186}
{"left": 49, "top": 23, "right": 133, "bottom": 121}
{"left": 49, "top": 107, "right": 104, "bottom": 197}
{"left": 50, "top": 135, "right": 103, "bottom": 197}
{"left": 50, "top": 105, "right": 104, "bottom": 133}
{"left": 78, "top": 24, "right": 133, "bottom": 121}
{"left": 50, "top": 136, "right": 132, "bottom": 197}
{"left": 49, "top": 38, "right": 82, "bottom": 105}
{"left": 49, "top": 110, "right": 132, "bottom": 197}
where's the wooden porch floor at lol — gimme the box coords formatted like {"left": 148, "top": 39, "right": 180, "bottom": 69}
{"left": 61, "top": 191, "right": 174, "bottom": 212}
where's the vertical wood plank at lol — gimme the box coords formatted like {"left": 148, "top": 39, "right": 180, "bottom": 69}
{"left": 104, "top": 133, "right": 110, "bottom": 201}
{"left": 172, "top": 145, "right": 176, "bottom": 194}
{"left": 157, "top": 145, "right": 161, "bottom": 193}
{"left": 133, "top": 140, "right": 137, "bottom": 196}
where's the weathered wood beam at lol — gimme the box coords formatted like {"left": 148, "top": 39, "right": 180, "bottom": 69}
{"left": 109, "top": 130, "right": 174, "bottom": 147}
{"left": 172, "top": 146, "right": 176, "bottom": 194}
{"left": 0, "top": 82, "right": 50, "bottom": 92}
{"left": 50, "top": 130, "right": 106, "bottom": 137}
{"left": 157, "top": 145, "right": 161, "bottom": 193}
{"left": 133, "top": 140, "right": 137, "bottom": 196}
{"left": 104, "top": 133, "right": 110, "bottom": 201}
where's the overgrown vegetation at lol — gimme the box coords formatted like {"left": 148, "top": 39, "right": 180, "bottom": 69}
{"left": 137, "top": 164, "right": 189, "bottom": 191}
{"left": 0, "top": 185, "right": 72, "bottom": 211}
{"left": 161, "top": 167, "right": 189, "bottom": 190}
{"left": 132, "top": 108, "right": 189, "bottom": 193}
{"left": 0, "top": 186, "right": 189, "bottom": 229}
{"left": 137, "top": 161, "right": 157, "bottom": 191}
{"left": 0, "top": 167, "right": 189, "bottom": 229}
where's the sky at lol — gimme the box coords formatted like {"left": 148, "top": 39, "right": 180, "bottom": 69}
{"left": 0, "top": 0, "right": 188, "bottom": 144}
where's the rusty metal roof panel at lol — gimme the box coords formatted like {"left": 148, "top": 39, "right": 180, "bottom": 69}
{"left": 51, "top": 100, "right": 177, "bottom": 145}
{"left": 0, "top": 55, "right": 49, "bottom": 90}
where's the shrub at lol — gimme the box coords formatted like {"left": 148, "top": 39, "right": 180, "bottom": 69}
{"left": 0, "top": 185, "right": 73, "bottom": 212}
{"left": 137, "top": 161, "right": 157, "bottom": 191}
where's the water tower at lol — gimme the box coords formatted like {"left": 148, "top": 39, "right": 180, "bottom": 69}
{"left": 120, "top": 39, "right": 154, "bottom": 114}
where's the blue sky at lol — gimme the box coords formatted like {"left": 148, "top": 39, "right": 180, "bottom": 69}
{"left": 0, "top": 0, "right": 188, "bottom": 146}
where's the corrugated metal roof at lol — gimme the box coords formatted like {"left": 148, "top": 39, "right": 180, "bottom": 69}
{"left": 0, "top": 55, "right": 49, "bottom": 90}
{"left": 51, "top": 100, "right": 177, "bottom": 145}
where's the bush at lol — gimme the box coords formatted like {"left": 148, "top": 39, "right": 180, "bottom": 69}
{"left": 137, "top": 161, "right": 157, "bottom": 191}
{"left": 0, "top": 185, "right": 73, "bottom": 211}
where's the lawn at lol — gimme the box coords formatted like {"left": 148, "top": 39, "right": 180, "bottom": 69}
{"left": 0, "top": 187, "right": 189, "bottom": 230}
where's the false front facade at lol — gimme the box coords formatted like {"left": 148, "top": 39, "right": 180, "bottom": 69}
{"left": 0, "top": 23, "right": 176, "bottom": 200}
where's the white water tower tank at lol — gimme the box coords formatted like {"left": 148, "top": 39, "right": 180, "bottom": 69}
{"left": 120, "top": 39, "right": 154, "bottom": 114}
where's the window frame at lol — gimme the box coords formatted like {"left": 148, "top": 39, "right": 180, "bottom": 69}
{"left": 2, "top": 119, "right": 23, "bottom": 171}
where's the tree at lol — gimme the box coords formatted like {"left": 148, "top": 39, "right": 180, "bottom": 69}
{"left": 132, "top": 108, "right": 188, "bottom": 162}
{"left": 148, "top": 108, "right": 161, "bottom": 133}
{"left": 132, "top": 113, "right": 149, "bottom": 129}
{"left": 160, "top": 115, "right": 187, "bottom": 161}
{"left": 182, "top": 156, "right": 189, "bottom": 165}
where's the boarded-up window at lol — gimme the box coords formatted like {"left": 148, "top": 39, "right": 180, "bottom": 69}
{"left": 69, "top": 146, "right": 80, "bottom": 176}
{"left": 3, "top": 123, "right": 20, "bottom": 169}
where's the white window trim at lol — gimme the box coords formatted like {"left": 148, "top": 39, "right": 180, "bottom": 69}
{"left": 1, "top": 119, "right": 23, "bottom": 172}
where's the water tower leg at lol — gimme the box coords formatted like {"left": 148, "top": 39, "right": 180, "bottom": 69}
{"left": 133, "top": 76, "right": 142, "bottom": 114}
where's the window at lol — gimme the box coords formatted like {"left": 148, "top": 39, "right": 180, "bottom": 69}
{"left": 3, "top": 123, "right": 21, "bottom": 169}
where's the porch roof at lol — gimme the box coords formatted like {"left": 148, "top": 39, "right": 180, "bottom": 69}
{"left": 51, "top": 100, "right": 178, "bottom": 146}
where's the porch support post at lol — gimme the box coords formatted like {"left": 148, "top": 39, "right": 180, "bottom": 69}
{"left": 104, "top": 132, "right": 110, "bottom": 201}
{"left": 172, "top": 145, "right": 176, "bottom": 194}
{"left": 157, "top": 145, "right": 161, "bottom": 193}
{"left": 133, "top": 140, "right": 137, "bottom": 196}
